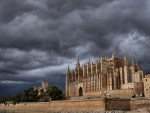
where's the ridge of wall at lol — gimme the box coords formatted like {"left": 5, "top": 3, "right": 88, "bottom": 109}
{"left": 0, "top": 98, "right": 150, "bottom": 111}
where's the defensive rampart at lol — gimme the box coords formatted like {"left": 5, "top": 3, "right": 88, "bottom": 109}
{"left": 0, "top": 99, "right": 105, "bottom": 111}
{"left": 0, "top": 98, "right": 150, "bottom": 112}
{"left": 130, "top": 98, "right": 150, "bottom": 110}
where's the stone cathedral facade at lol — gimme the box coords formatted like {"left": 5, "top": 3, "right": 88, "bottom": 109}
{"left": 66, "top": 53, "right": 145, "bottom": 98}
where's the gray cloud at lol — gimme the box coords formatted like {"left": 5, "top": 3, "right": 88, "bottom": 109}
{"left": 0, "top": 0, "right": 150, "bottom": 97}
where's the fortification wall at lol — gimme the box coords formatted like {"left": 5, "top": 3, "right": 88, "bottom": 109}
{"left": 130, "top": 98, "right": 150, "bottom": 110}
{"left": 106, "top": 89, "right": 134, "bottom": 95}
{"left": 105, "top": 98, "right": 150, "bottom": 111}
{"left": 0, "top": 102, "right": 49, "bottom": 111}
{"left": 105, "top": 98, "right": 130, "bottom": 111}
{"left": 81, "top": 89, "right": 133, "bottom": 97}
{"left": 0, "top": 99, "right": 105, "bottom": 111}
{"left": 49, "top": 99, "right": 105, "bottom": 111}
{"left": 1, "top": 98, "right": 150, "bottom": 111}
{"left": 105, "top": 89, "right": 134, "bottom": 98}
{"left": 84, "top": 91, "right": 101, "bottom": 97}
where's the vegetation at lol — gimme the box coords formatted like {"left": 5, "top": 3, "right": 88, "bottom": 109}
{"left": 46, "top": 86, "right": 62, "bottom": 100}
{"left": 0, "top": 86, "right": 63, "bottom": 104}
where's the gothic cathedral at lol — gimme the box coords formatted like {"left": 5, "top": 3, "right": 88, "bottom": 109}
{"left": 66, "top": 53, "right": 145, "bottom": 98}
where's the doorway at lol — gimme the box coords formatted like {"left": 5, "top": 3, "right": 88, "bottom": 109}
{"left": 79, "top": 87, "right": 83, "bottom": 96}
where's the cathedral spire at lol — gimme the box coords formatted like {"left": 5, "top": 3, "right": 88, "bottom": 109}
{"left": 88, "top": 58, "right": 90, "bottom": 64}
{"left": 124, "top": 55, "right": 128, "bottom": 66}
{"left": 100, "top": 55, "right": 103, "bottom": 61}
{"left": 124, "top": 55, "right": 127, "bottom": 60}
{"left": 67, "top": 65, "right": 70, "bottom": 74}
{"left": 76, "top": 57, "right": 80, "bottom": 65}
{"left": 136, "top": 60, "right": 138, "bottom": 66}
{"left": 106, "top": 55, "right": 108, "bottom": 60}
{"left": 76, "top": 57, "right": 80, "bottom": 69}
{"left": 132, "top": 59, "right": 135, "bottom": 65}
{"left": 112, "top": 52, "right": 116, "bottom": 58}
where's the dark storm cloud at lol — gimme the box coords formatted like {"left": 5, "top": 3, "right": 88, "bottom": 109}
{"left": 0, "top": 0, "right": 150, "bottom": 97}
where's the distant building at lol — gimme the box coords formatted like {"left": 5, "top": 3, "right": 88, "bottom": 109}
{"left": 143, "top": 74, "right": 150, "bottom": 97}
{"left": 66, "top": 53, "right": 145, "bottom": 98}
{"left": 33, "top": 80, "right": 49, "bottom": 95}
{"left": 41, "top": 80, "right": 48, "bottom": 89}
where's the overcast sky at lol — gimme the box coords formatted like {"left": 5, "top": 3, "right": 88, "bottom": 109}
{"left": 0, "top": 0, "right": 150, "bottom": 97}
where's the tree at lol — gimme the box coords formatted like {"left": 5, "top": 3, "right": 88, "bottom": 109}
{"left": 46, "top": 86, "right": 62, "bottom": 100}
{"left": 0, "top": 86, "right": 63, "bottom": 103}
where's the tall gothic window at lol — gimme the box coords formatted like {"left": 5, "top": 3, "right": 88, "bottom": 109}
{"left": 112, "top": 79, "right": 114, "bottom": 90}
{"left": 129, "top": 69, "right": 132, "bottom": 83}
{"left": 140, "top": 74, "right": 142, "bottom": 81}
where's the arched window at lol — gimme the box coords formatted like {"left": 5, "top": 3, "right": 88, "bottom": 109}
{"left": 129, "top": 69, "right": 132, "bottom": 83}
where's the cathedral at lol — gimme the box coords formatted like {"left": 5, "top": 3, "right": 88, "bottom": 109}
{"left": 66, "top": 53, "right": 145, "bottom": 98}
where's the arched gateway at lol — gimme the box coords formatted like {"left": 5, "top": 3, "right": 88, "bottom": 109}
{"left": 79, "top": 87, "right": 83, "bottom": 96}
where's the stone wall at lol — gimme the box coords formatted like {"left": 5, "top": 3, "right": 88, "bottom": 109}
{"left": 1, "top": 98, "right": 150, "bottom": 111}
{"left": 105, "top": 98, "right": 150, "bottom": 111}
{"left": 105, "top": 98, "right": 130, "bottom": 111}
{"left": 130, "top": 98, "right": 150, "bottom": 110}
{"left": 134, "top": 82, "right": 144, "bottom": 93}
{"left": 49, "top": 99, "right": 105, "bottom": 111}
{"left": 70, "top": 89, "right": 135, "bottom": 100}
{"left": 0, "top": 102, "right": 49, "bottom": 111}
{"left": 84, "top": 91, "right": 101, "bottom": 97}
{"left": 72, "top": 89, "right": 134, "bottom": 99}
{"left": 106, "top": 89, "right": 133, "bottom": 95}
{"left": 0, "top": 99, "right": 105, "bottom": 111}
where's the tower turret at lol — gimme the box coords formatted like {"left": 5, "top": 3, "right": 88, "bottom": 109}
{"left": 106, "top": 55, "right": 108, "bottom": 60}
{"left": 76, "top": 57, "right": 80, "bottom": 69}
{"left": 124, "top": 55, "right": 127, "bottom": 60}
{"left": 124, "top": 55, "right": 128, "bottom": 66}
{"left": 100, "top": 55, "right": 103, "bottom": 61}
{"left": 112, "top": 52, "right": 116, "bottom": 58}
{"left": 136, "top": 60, "right": 138, "bottom": 66}
{"left": 132, "top": 59, "right": 135, "bottom": 66}
{"left": 67, "top": 65, "right": 70, "bottom": 75}
{"left": 105, "top": 55, "right": 107, "bottom": 60}
{"left": 88, "top": 59, "right": 90, "bottom": 64}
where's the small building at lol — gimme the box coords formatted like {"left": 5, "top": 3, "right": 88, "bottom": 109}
{"left": 143, "top": 74, "right": 150, "bottom": 97}
{"left": 33, "top": 80, "right": 49, "bottom": 95}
